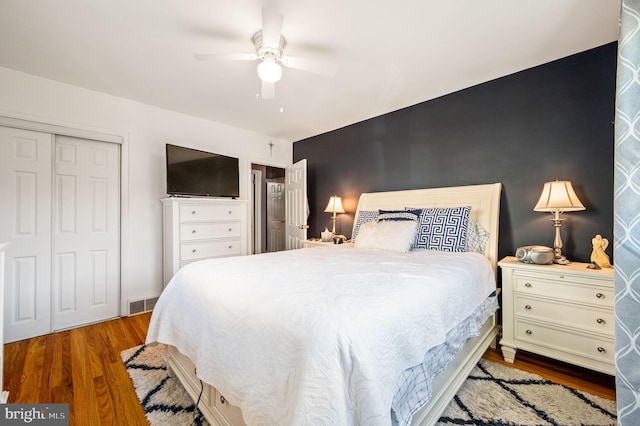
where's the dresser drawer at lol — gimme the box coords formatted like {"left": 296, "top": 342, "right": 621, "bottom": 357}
{"left": 515, "top": 319, "right": 614, "bottom": 364}
{"left": 180, "top": 222, "right": 241, "bottom": 241}
{"left": 513, "top": 273, "right": 613, "bottom": 308}
{"left": 514, "top": 294, "right": 614, "bottom": 335}
{"left": 180, "top": 203, "right": 241, "bottom": 222}
{"left": 180, "top": 239, "right": 241, "bottom": 260}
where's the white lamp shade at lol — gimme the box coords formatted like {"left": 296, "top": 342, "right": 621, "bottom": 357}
{"left": 533, "top": 181, "right": 585, "bottom": 212}
{"left": 257, "top": 59, "right": 282, "bottom": 83}
{"left": 324, "top": 196, "right": 345, "bottom": 214}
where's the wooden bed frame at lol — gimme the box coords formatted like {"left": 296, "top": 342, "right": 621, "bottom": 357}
{"left": 164, "top": 182, "right": 502, "bottom": 426}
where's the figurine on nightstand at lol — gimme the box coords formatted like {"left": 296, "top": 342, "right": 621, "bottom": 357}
{"left": 590, "top": 234, "right": 612, "bottom": 268}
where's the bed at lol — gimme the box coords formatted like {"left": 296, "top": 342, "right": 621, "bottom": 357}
{"left": 146, "top": 182, "right": 502, "bottom": 426}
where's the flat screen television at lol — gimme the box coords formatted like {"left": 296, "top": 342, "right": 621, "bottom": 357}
{"left": 166, "top": 144, "right": 239, "bottom": 198}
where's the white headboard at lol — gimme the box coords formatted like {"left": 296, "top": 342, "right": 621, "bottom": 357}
{"left": 354, "top": 183, "right": 502, "bottom": 273}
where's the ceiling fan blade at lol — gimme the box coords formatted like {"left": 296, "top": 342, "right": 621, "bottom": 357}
{"left": 261, "top": 81, "right": 275, "bottom": 100}
{"left": 281, "top": 56, "right": 337, "bottom": 77}
{"left": 261, "top": 8, "right": 283, "bottom": 48}
{"left": 194, "top": 53, "right": 258, "bottom": 61}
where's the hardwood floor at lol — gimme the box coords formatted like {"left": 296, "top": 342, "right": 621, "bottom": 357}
{"left": 3, "top": 313, "right": 151, "bottom": 426}
{"left": 483, "top": 347, "right": 616, "bottom": 400}
{"left": 2, "top": 313, "right": 616, "bottom": 425}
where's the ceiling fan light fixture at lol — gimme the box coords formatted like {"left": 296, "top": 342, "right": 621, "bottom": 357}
{"left": 257, "top": 59, "right": 282, "bottom": 83}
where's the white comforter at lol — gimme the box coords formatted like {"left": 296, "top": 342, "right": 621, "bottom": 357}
{"left": 146, "top": 245, "right": 496, "bottom": 426}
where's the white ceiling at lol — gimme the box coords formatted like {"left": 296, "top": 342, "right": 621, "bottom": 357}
{"left": 0, "top": 0, "right": 621, "bottom": 142}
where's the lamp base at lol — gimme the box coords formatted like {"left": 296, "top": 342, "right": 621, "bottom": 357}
{"left": 550, "top": 214, "right": 570, "bottom": 265}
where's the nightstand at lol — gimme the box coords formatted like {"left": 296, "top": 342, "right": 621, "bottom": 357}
{"left": 498, "top": 256, "right": 615, "bottom": 375}
{"left": 302, "top": 239, "right": 335, "bottom": 248}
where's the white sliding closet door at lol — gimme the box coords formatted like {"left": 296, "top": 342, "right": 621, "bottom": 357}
{"left": 0, "top": 127, "right": 121, "bottom": 342}
{"left": 0, "top": 127, "right": 53, "bottom": 342}
{"left": 52, "top": 136, "right": 120, "bottom": 331}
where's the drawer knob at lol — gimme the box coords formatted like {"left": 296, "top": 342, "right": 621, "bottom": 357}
{"left": 525, "top": 329, "right": 532, "bottom": 335}
{"left": 192, "top": 229, "right": 196, "bottom": 234}
{"left": 596, "top": 293, "right": 605, "bottom": 299}
{"left": 525, "top": 305, "right": 532, "bottom": 310}
{"left": 597, "top": 347, "right": 606, "bottom": 353}
{"left": 228, "top": 228, "right": 232, "bottom": 232}
{"left": 596, "top": 318, "right": 606, "bottom": 324}
{"left": 220, "top": 395, "right": 226, "bottom": 404}
{"left": 525, "top": 283, "right": 532, "bottom": 288}
{"left": 192, "top": 249, "right": 197, "bottom": 253}
{"left": 228, "top": 210, "right": 232, "bottom": 214}
{"left": 228, "top": 245, "right": 233, "bottom": 249}
{"left": 192, "top": 210, "right": 196, "bottom": 214}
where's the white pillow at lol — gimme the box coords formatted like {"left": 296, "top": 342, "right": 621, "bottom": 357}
{"left": 354, "top": 220, "right": 417, "bottom": 253}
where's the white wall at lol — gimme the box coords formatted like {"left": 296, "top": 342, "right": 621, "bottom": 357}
{"left": 0, "top": 66, "right": 292, "bottom": 313}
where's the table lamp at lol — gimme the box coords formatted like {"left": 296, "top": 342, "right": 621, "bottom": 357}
{"left": 533, "top": 180, "right": 585, "bottom": 264}
{"left": 324, "top": 195, "right": 345, "bottom": 235}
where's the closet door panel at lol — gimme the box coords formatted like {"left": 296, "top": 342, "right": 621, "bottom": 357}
{"left": 56, "top": 252, "right": 77, "bottom": 312}
{"left": 0, "top": 127, "right": 53, "bottom": 343}
{"left": 91, "top": 250, "right": 108, "bottom": 305}
{"left": 15, "top": 257, "right": 37, "bottom": 320}
{"left": 52, "top": 136, "right": 120, "bottom": 331}
{"left": 15, "top": 172, "right": 38, "bottom": 235}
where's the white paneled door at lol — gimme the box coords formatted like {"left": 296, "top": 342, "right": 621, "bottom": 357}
{"left": 52, "top": 136, "right": 120, "bottom": 331}
{"left": 285, "top": 159, "right": 308, "bottom": 250}
{"left": 0, "top": 127, "right": 53, "bottom": 342}
{"left": 0, "top": 127, "right": 120, "bottom": 342}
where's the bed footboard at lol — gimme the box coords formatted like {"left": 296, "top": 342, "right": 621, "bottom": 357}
{"left": 410, "top": 312, "right": 498, "bottom": 425}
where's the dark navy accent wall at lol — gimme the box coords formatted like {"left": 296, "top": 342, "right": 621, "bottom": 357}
{"left": 294, "top": 43, "right": 616, "bottom": 263}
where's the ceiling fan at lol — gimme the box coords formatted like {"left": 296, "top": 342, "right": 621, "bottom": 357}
{"left": 195, "top": 8, "right": 336, "bottom": 100}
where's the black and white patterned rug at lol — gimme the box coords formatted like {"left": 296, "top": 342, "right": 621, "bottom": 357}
{"left": 121, "top": 344, "right": 209, "bottom": 426}
{"left": 121, "top": 344, "right": 616, "bottom": 426}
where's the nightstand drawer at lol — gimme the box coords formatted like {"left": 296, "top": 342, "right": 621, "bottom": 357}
{"left": 514, "top": 319, "right": 614, "bottom": 364}
{"left": 180, "top": 239, "right": 241, "bottom": 260}
{"left": 180, "top": 203, "right": 241, "bottom": 222}
{"left": 514, "top": 295, "right": 614, "bottom": 335}
{"left": 303, "top": 239, "right": 335, "bottom": 248}
{"left": 180, "top": 222, "right": 241, "bottom": 241}
{"left": 513, "top": 274, "right": 613, "bottom": 308}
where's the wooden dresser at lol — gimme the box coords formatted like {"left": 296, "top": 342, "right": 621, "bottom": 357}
{"left": 498, "top": 256, "right": 615, "bottom": 375}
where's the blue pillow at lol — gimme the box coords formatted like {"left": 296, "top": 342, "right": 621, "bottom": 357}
{"left": 352, "top": 210, "right": 378, "bottom": 241}
{"left": 409, "top": 206, "right": 471, "bottom": 252}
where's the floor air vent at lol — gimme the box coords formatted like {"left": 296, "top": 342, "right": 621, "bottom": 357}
{"left": 129, "top": 297, "right": 159, "bottom": 315}
{"left": 145, "top": 297, "right": 159, "bottom": 311}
